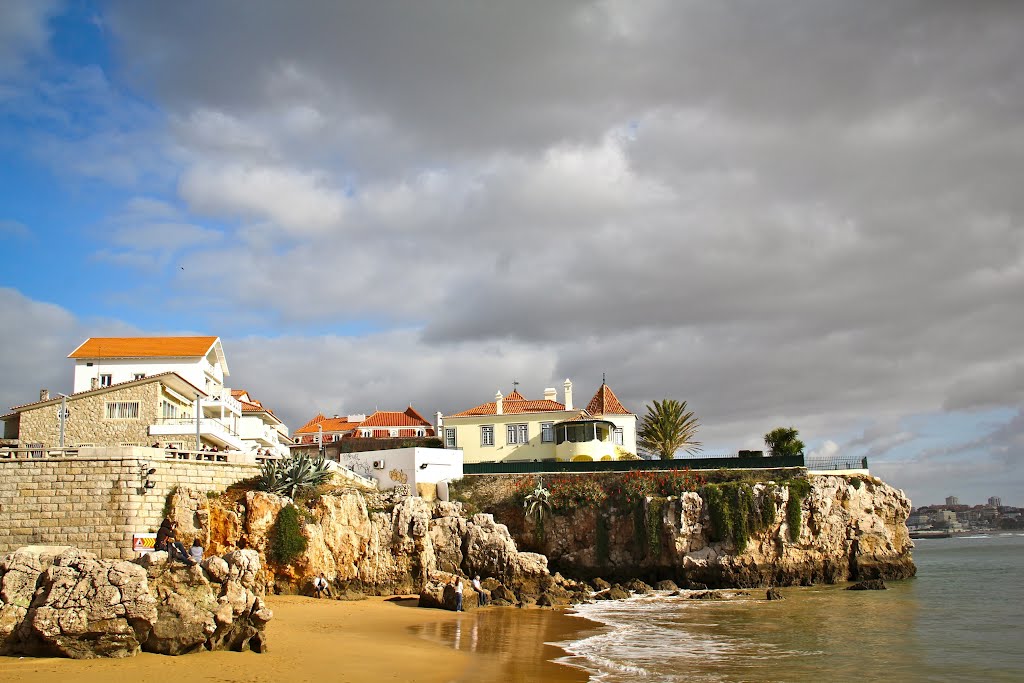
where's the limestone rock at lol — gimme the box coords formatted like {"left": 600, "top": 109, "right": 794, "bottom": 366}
{"left": 591, "top": 577, "right": 611, "bottom": 591}
{"left": 418, "top": 574, "right": 478, "bottom": 611}
{"left": 625, "top": 579, "right": 652, "bottom": 594}
{"left": 766, "top": 587, "right": 784, "bottom": 600}
{"left": 17, "top": 548, "right": 157, "bottom": 659}
{"left": 847, "top": 579, "right": 887, "bottom": 591}
{"left": 654, "top": 579, "right": 679, "bottom": 592}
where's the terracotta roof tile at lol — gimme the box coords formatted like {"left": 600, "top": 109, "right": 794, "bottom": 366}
{"left": 585, "top": 384, "right": 633, "bottom": 416}
{"left": 294, "top": 415, "right": 361, "bottom": 434}
{"left": 359, "top": 410, "right": 432, "bottom": 428}
{"left": 450, "top": 398, "right": 567, "bottom": 418}
{"left": 505, "top": 390, "right": 526, "bottom": 401}
{"left": 68, "top": 336, "right": 219, "bottom": 359}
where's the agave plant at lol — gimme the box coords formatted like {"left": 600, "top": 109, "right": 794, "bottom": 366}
{"left": 523, "top": 482, "right": 552, "bottom": 523}
{"left": 255, "top": 453, "right": 333, "bottom": 498}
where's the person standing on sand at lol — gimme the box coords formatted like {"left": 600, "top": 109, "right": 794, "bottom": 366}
{"left": 453, "top": 576, "right": 464, "bottom": 612}
{"left": 313, "top": 573, "right": 332, "bottom": 599}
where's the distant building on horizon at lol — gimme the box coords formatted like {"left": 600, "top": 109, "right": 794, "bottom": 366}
{"left": 988, "top": 496, "right": 1002, "bottom": 508}
{"left": 945, "top": 495, "right": 959, "bottom": 507}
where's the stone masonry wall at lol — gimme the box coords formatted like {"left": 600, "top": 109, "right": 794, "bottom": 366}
{"left": 0, "top": 447, "right": 259, "bottom": 560}
{"left": 18, "top": 383, "right": 161, "bottom": 447}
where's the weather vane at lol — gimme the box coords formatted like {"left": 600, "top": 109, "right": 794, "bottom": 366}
{"left": 512, "top": 380, "right": 520, "bottom": 392}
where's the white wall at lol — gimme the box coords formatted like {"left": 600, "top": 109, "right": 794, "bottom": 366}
{"left": 337, "top": 447, "right": 463, "bottom": 491}
{"left": 73, "top": 358, "right": 217, "bottom": 394}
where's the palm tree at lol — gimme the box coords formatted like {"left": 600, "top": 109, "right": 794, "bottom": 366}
{"left": 638, "top": 399, "right": 702, "bottom": 460}
{"left": 764, "top": 427, "right": 804, "bottom": 458}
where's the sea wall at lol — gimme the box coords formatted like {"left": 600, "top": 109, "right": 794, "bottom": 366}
{"left": 0, "top": 448, "right": 259, "bottom": 559}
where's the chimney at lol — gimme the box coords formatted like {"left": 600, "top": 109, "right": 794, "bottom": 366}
{"left": 435, "top": 411, "right": 443, "bottom": 431}
{"left": 563, "top": 379, "right": 573, "bottom": 410}
{"left": 90, "top": 377, "right": 98, "bottom": 390}
{"left": 40, "top": 389, "right": 49, "bottom": 402}
{"left": 544, "top": 387, "right": 557, "bottom": 402}
{"left": 495, "top": 390, "right": 504, "bottom": 415}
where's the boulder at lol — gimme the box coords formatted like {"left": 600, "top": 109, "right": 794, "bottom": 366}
{"left": 766, "top": 587, "right": 784, "bottom": 600}
{"left": 654, "top": 579, "right": 679, "bottom": 592}
{"left": 591, "top": 577, "right": 611, "bottom": 591}
{"left": 0, "top": 548, "right": 64, "bottom": 653}
{"left": 625, "top": 579, "right": 652, "bottom": 594}
{"left": 847, "top": 579, "right": 887, "bottom": 591}
{"left": 14, "top": 548, "right": 157, "bottom": 659}
{"left": 606, "top": 585, "right": 630, "bottom": 600}
{"left": 418, "top": 574, "right": 478, "bottom": 611}
{"left": 688, "top": 590, "right": 725, "bottom": 600}
{"left": 535, "top": 593, "right": 555, "bottom": 607}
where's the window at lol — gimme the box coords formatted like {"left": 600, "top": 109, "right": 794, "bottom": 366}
{"left": 541, "top": 422, "right": 554, "bottom": 443}
{"left": 416, "top": 429, "right": 425, "bottom": 437}
{"left": 445, "top": 428, "right": 456, "bottom": 448}
{"left": 613, "top": 428, "right": 624, "bottom": 446}
{"left": 105, "top": 401, "right": 140, "bottom": 419}
{"left": 99, "top": 374, "right": 113, "bottom": 387}
{"left": 361, "top": 429, "right": 372, "bottom": 438}
{"left": 133, "top": 373, "right": 146, "bottom": 380}
{"left": 161, "top": 401, "right": 178, "bottom": 419}
{"left": 506, "top": 423, "right": 528, "bottom": 445}
{"left": 481, "top": 425, "right": 494, "bottom": 446}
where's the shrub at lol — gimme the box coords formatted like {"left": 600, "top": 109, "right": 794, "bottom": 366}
{"left": 759, "top": 484, "right": 777, "bottom": 528}
{"left": 270, "top": 504, "right": 307, "bottom": 565}
{"left": 647, "top": 498, "right": 666, "bottom": 557}
{"left": 702, "top": 484, "right": 731, "bottom": 543}
{"left": 616, "top": 448, "right": 640, "bottom": 460}
{"left": 851, "top": 477, "right": 862, "bottom": 490}
{"left": 548, "top": 476, "right": 607, "bottom": 511}
{"left": 785, "top": 478, "right": 812, "bottom": 542}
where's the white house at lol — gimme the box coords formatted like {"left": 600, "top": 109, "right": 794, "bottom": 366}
{"left": 438, "top": 379, "right": 638, "bottom": 463}
{"left": 9, "top": 336, "right": 293, "bottom": 458}
{"left": 336, "top": 447, "right": 463, "bottom": 496}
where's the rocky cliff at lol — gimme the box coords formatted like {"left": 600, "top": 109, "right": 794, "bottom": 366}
{"left": 195, "top": 473, "right": 912, "bottom": 599}
{"left": 515, "top": 474, "right": 916, "bottom": 586}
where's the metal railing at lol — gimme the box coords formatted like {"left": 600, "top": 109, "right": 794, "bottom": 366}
{"left": 462, "top": 455, "right": 805, "bottom": 475}
{"left": 806, "top": 455, "right": 869, "bottom": 471}
{"left": 152, "top": 417, "right": 241, "bottom": 438}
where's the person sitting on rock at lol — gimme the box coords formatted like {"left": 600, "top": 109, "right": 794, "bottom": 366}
{"left": 155, "top": 519, "right": 196, "bottom": 565}
{"left": 189, "top": 538, "right": 204, "bottom": 564}
{"left": 313, "top": 573, "right": 332, "bottom": 599}
{"left": 472, "top": 575, "right": 489, "bottom": 606}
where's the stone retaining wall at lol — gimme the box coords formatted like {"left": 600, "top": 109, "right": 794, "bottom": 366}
{"left": 0, "top": 447, "right": 259, "bottom": 560}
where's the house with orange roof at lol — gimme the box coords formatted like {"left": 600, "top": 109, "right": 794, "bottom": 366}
{"left": 4, "top": 336, "right": 291, "bottom": 458}
{"left": 438, "top": 379, "right": 637, "bottom": 463}
{"left": 292, "top": 407, "right": 435, "bottom": 446}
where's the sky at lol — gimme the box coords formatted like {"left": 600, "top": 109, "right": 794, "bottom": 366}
{"left": 1, "top": 1, "right": 1022, "bottom": 508}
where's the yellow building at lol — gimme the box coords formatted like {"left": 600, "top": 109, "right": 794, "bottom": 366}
{"left": 439, "top": 379, "right": 637, "bottom": 463}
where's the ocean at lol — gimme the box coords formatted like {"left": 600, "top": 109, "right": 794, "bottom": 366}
{"left": 557, "top": 533, "right": 1024, "bottom": 682}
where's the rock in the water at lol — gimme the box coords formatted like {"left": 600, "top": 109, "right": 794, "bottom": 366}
{"left": 606, "top": 585, "right": 630, "bottom": 600}
{"left": 625, "top": 579, "right": 652, "bottom": 594}
{"left": 687, "top": 582, "right": 709, "bottom": 590}
{"left": 418, "top": 573, "right": 478, "bottom": 611}
{"left": 591, "top": 577, "right": 611, "bottom": 591}
{"left": 535, "top": 593, "right": 554, "bottom": 607}
{"left": 654, "top": 579, "right": 679, "bottom": 592}
{"left": 847, "top": 579, "right": 887, "bottom": 591}
{"left": 766, "top": 587, "right": 784, "bottom": 600}
{"left": 688, "top": 590, "right": 724, "bottom": 600}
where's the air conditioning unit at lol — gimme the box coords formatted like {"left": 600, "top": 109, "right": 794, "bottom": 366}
{"left": 372, "top": 460, "right": 385, "bottom": 469}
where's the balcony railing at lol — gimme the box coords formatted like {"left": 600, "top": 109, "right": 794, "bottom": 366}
{"left": 152, "top": 417, "right": 241, "bottom": 438}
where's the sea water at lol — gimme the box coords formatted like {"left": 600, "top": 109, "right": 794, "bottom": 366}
{"left": 557, "top": 534, "right": 1024, "bottom": 682}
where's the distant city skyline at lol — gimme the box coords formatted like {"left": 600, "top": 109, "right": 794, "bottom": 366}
{"left": 1, "top": 2, "right": 1023, "bottom": 506}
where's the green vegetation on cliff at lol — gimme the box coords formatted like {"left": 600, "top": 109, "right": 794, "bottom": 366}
{"left": 270, "top": 504, "right": 308, "bottom": 565}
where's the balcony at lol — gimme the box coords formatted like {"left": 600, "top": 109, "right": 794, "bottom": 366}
{"left": 149, "top": 417, "right": 246, "bottom": 452}
{"left": 203, "top": 390, "right": 242, "bottom": 416}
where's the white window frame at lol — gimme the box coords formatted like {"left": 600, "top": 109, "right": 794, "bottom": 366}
{"left": 161, "top": 401, "right": 178, "bottom": 420}
{"left": 105, "top": 401, "right": 140, "bottom": 420}
{"left": 416, "top": 429, "right": 425, "bottom": 437}
{"left": 361, "top": 429, "right": 372, "bottom": 437}
{"left": 541, "top": 422, "right": 554, "bottom": 443}
{"left": 389, "top": 429, "right": 399, "bottom": 437}
{"left": 613, "top": 427, "right": 624, "bottom": 446}
{"left": 445, "top": 428, "right": 456, "bottom": 448}
{"left": 99, "top": 374, "right": 113, "bottom": 387}
{"left": 506, "top": 423, "right": 528, "bottom": 445}
{"left": 481, "top": 425, "right": 494, "bottom": 447}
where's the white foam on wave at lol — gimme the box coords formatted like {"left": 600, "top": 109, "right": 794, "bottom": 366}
{"left": 960, "top": 535, "right": 991, "bottom": 539}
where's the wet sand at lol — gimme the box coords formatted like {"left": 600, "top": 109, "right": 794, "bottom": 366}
{"left": 0, "top": 595, "right": 593, "bottom": 683}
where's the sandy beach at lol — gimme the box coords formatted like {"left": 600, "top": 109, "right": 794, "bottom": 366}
{"left": 0, "top": 595, "right": 592, "bottom": 683}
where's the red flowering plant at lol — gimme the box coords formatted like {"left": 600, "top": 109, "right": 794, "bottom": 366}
{"left": 606, "top": 469, "right": 707, "bottom": 505}
{"left": 548, "top": 475, "right": 608, "bottom": 511}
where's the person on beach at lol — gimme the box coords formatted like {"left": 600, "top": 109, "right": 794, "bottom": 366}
{"left": 453, "top": 576, "right": 464, "bottom": 612}
{"left": 189, "top": 538, "right": 204, "bottom": 564}
{"left": 313, "top": 573, "right": 332, "bottom": 598}
{"left": 155, "top": 519, "right": 195, "bottom": 565}
{"left": 472, "top": 575, "right": 489, "bottom": 606}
